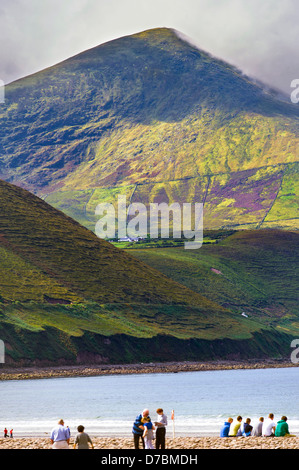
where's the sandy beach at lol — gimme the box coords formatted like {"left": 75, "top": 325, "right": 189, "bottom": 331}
{"left": 0, "top": 436, "right": 298, "bottom": 450}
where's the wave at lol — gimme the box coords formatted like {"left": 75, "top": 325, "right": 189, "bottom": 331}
{"left": 6, "top": 416, "right": 299, "bottom": 438}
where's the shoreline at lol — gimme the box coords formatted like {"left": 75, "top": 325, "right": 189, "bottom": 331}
{"left": 0, "top": 436, "right": 299, "bottom": 449}
{"left": 0, "top": 358, "right": 297, "bottom": 381}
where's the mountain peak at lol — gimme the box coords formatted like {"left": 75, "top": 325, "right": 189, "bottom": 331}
{"left": 130, "top": 26, "right": 193, "bottom": 45}
{"left": 131, "top": 26, "right": 177, "bottom": 38}
{"left": 1, "top": 28, "right": 298, "bottom": 232}
{"left": 63, "top": 26, "right": 195, "bottom": 67}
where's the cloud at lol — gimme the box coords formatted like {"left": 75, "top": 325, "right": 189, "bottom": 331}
{"left": 0, "top": 0, "right": 298, "bottom": 94}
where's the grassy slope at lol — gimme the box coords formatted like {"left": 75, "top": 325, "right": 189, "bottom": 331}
{"left": 0, "top": 182, "right": 295, "bottom": 364}
{"left": 0, "top": 28, "right": 298, "bottom": 231}
{"left": 0, "top": 179, "right": 215, "bottom": 306}
{"left": 130, "top": 229, "right": 299, "bottom": 337}
{"left": 0, "top": 179, "right": 275, "bottom": 366}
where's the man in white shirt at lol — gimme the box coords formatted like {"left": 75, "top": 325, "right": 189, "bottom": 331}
{"left": 262, "top": 413, "right": 276, "bottom": 437}
{"left": 50, "top": 419, "right": 71, "bottom": 449}
{"left": 154, "top": 408, "right": 168, "bottom": 449}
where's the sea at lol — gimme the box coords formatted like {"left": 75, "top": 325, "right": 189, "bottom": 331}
{"left": 0, "top": 367, "right": 298, "bottom": 437}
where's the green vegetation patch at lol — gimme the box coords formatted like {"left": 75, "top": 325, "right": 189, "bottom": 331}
{"left": 130, "top": 229, "right": 299, "bottom": 333}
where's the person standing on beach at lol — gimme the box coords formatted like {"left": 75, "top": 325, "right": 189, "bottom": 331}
{"left": 155, "top": 408, "right": 168, "bottom": 449}
{"left": 50, "top": 419, "right": 71, "bottom": 449}
{"left": 3, "top": 428, "right": 8, "bottom": 438}
{"left": 9, "top": 429, "right": 13, "bottom": 438}
{"left": 142, "top": 417, "right": 156, "bottom": 449}
{"left": 73, "top": 425, "right": 94, "bottom": 449}
{"left": 132, "top": 409, "right": 150, "bottom": 449}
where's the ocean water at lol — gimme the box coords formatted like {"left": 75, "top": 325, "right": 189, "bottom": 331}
{"left": 0, "top": 367, "right": 298, "bottom": 437}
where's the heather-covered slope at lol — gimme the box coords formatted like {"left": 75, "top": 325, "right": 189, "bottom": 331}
{"left": 0, "top": 28, "right": 298, "bottom": 231}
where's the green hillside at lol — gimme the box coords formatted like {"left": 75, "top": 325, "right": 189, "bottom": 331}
{"left": 0, "top": 179, "right": 213, "bottom": 306}
{"left": 130, "top": 229, "right": 299, "bottom": 336}
{"left": 0, "top": 28, "right": 298, "bottom": 232}
{"left": 0, "top": 180, "right": 286, "bottom": 366}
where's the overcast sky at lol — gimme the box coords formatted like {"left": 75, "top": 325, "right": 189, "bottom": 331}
{"left": 0, "top": 0, "right": 298, "bottom": 94}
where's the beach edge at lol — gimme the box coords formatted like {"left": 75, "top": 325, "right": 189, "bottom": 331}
{"left": 0, "top": 358, "right": 298, "bottom": 381}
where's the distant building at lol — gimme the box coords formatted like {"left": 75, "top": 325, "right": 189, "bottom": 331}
{"left": 117, "top": 236, "right": 144, "bottom": 242}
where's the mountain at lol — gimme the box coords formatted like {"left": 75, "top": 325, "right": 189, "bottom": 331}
{"left": 2, "top": 179, "right": 287, "bottom": 366}
{"left": 0, "top": 27, "right": 298, "bottom": 233}
{"left": 0, "top": 28, "right": 298, "bottom": 366}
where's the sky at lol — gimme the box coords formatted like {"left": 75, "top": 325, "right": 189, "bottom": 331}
{"left": 0, "top": 0, "right": 298, "bottom": 94}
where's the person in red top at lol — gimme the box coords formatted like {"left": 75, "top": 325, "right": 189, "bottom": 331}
{"left": 4, "top": 428, "right": 8, "bottom": 437}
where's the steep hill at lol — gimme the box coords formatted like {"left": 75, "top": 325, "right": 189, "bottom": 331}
{"left": 0, "top": 28, "right": 298, "bottom": 232}
{"left": 1, "top": 179, "right": 285, "bottom": 366}
{"left": 0, "top": 179, "right": 211, "bottom": 305}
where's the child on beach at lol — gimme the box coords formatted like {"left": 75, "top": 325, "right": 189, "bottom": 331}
{"left": 73, "top": 425, "right": 94, "bottom": 449}
{"left": 142, "top": 417, "right": 155, "bottom": 449}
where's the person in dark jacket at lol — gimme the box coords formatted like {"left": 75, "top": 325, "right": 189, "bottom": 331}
{"left": 242, "top": 418, "right": 253, "bottom": 436}
{"left": 220, "top": 418, "right": 233, "bottom": 437}
{"left": 132, "top": 409, "right": 150, "bottom": 449}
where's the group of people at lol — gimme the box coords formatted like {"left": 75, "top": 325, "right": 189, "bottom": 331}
{"left": 13, "top": 410, "right": 296, "bottom": 449}
{"left": 50, "top": 419, "right": 94, "bottom": 449}
{"left": 3, "top": 428, "right": 13, "bottom": 438}
{"left": 132, "top": 408, "right": 168, "bottom": 449}
{"left": 50, "top": 408, "right": 168, "bottom": 450}
{"left": 220, "top": 413, "right": 295, "bottom": 438}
